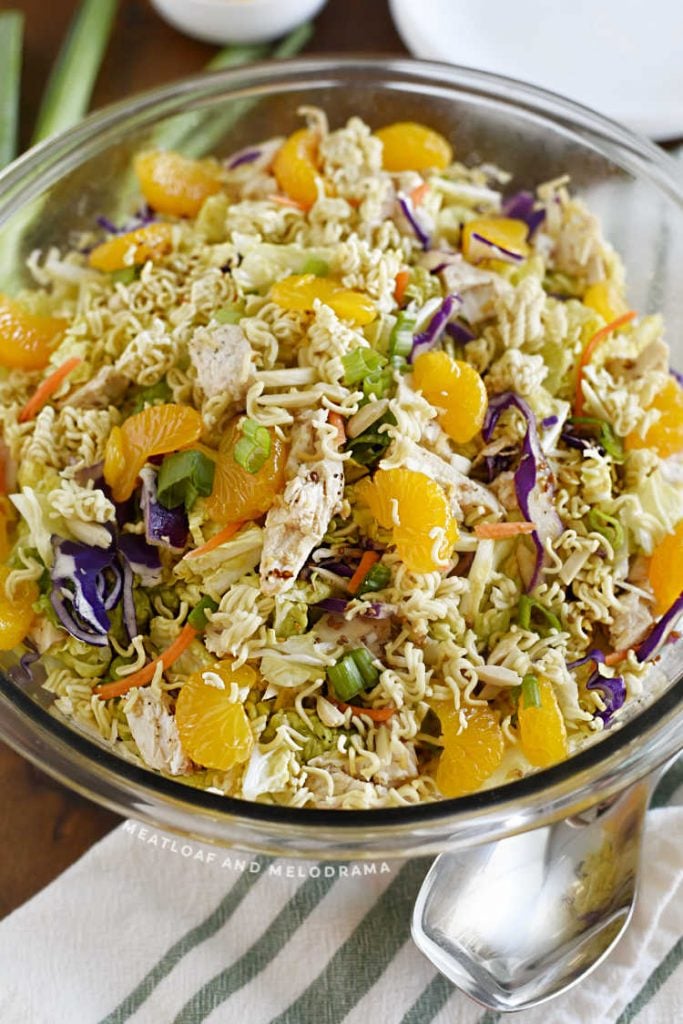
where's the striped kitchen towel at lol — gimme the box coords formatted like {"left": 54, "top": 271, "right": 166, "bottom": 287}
{"left": 0, "top": 758, "right": 681, "bottom": 1024}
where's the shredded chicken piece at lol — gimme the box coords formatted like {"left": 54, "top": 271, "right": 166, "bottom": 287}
{"left": 490, "top": 470, "right": 519, "bottom": 512}
{"left": 422, "top": 253, "right": 512, "bottom": 324}
{"left": 125, "top": 690, "right": 193, "bottom": 776}
{"left": 68, "top": 365, "right": 129, "bottom": 409}
{"left": 313, "top": 612, "right": 391, "bottom": 658}
{"left": 188, "top": 323, "right": 253, "bottom": 402}
{"left": 609, "top": 591, "right": 654, "bottom": 652}
{"left": 260, "top": 415, "right": 344, "bottom": 595}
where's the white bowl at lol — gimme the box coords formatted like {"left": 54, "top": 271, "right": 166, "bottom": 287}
{"left": 151, "top": 0, "right": 328, "bottom": 45}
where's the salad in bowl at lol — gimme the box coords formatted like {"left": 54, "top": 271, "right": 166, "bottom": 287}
{"left": 0, "top": 109, "right": 681, "bottom": 810}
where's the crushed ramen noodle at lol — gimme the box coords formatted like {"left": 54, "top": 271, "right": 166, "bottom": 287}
{"left": 1, "top": 112, "right": 682, "bottom": 809}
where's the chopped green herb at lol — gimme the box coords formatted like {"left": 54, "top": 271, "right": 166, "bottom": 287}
{"left": 233, "top": 418, "right": 271, "bottom": 474}
{"left": 214, "top": 304, "right": 243, "bottom": 325}
{"left": 357, "top": 562, "right": 391, "bottom": 595}
{"left": 388, "top": 311, "right": 416, "bottom": 366}
{"left": 157, "top": 449, "right": 216, "bottom": 511}
{"left": 587, "top": 507, "right": 624, "bottom": 549}
{"left": 517, "top": 595, "right": 562, "bottom": 637}
{"left": 521, "top": 673, "right": 542, "bottom": 709}
{"left": 188, "top": 595, "right": 219, "bottom": 630}
{"left": 300, "top": 256, "right": 330, "bottom": 277}
{"left": 342, "top": 347, "right": 387, "bottom": 386}
{"left": 327, "top": 655, "right": 365, "bottom": 702}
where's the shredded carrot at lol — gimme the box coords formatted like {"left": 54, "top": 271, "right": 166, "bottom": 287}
{"left": 95, "top": 623, "right": 198, "bottom": 700}
{"left": 393, "top": 269, "right": 410, "bottom": 306}
{"left": 604, "top": 650, "right": 629, "bottom": 666}
{"left": 474, "top": 521, "right": 535, "bottom": 539}
{"left": 184, "top": 521, "right": 244, "bottom": 561}
{"left": 270, "top": 194, "right": 307, "bottom": 211}
{"left": 409, "top": 182, "right": 430, "bottom": 207}
{"left": 347, "top": 550, "right": 380, "bottom": 594}
{"left": 327, "top": 411, "right": 346, "bottom": 447}
{"left": 575, "top": 311, "right": 636, "bottom": 416}
{"left": 331, "top": 696, "right": 396, "bottom": 723}
{"left": 19, "top": 357, "right": 82, "bottom": 423}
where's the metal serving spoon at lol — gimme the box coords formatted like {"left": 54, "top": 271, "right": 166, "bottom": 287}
{"left": 412, "top": 768, "right": 667, "bottom": 1012}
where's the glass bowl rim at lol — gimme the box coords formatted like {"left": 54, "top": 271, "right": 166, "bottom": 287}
{"left": 1, "top": 55, "right": 682, "bottom": 841}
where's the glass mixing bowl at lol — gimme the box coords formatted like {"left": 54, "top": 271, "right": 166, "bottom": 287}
{"left": 0, "top": 58, "right": 682, "bottom": 859}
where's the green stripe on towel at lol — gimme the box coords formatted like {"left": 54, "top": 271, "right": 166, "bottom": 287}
{"left": 615, "top": 935, "right": 683, "bottom": 1023}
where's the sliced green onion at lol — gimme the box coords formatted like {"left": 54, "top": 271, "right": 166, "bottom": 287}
{"left": 342, "top": 347, "right": 387, "bottom": 386}
{"left": 188, "top": 595, "right": 219, "bottom": 630}
{"left": 587, "top": 508, "right": 624, "bottom": 549}
{"left": 214, "top": 305, "right": 243, "bottom": 325}
{"left": 0, "top": 11, "right": 23, "bottom": 169}
{"left": 567, "top": 416, "right": 625, "bottom": 463}
{"left": 327, "top": 656, "right": 365, "bottom": 702}
{"left": 301, "top": 256, "right": 330, "bottom": 277}
{"left": 388, "top": 311, "right": 416, "bottom": 366}
{"left": 348, "top": 647, "right": 380, "bottom": 688}
{"left": 32, "top": 0, "right": 118, "bottom": 145}
{"left": 157, "top": 450, "right": 216, "bottom": 511}
{"left": 111, "top": 266, "right": 138, "bottom": 286}
{"left": 357, "top": 562, "right": 391, "bottom": 596}
{"left": 517, "top": 595, "right": 562, "bottom": 637}
{"left": 132, "top": 378, "right": 172, "bottom": 413}
{"left": 233, "top": 418, "right": 271, "bottom": 474}
{"left": 521, "top": 674, "right": 542, "bottom": 709}
{"left": 363, "top": 366, "right": 393, "bottom": 401}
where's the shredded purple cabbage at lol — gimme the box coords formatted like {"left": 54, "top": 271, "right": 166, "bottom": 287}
{"left": 468, "top": 232, "right": 524, "bottom": 264}
{"left": 397, "top": 194, "right": 430, "bottom": 250}
{"left": 410, "top": 294, "right": 460, "bottom": 363}
{"left": 140, "top": 469, "right": 189, "bottom": 551}
{"left": 226, "top": 147, "right": 262, "bottom": 170}
{"left": 501, "top": 190, "right": 545, "bottom": 238}
{"left": 586, "top": 668, "right": 626, "bottom": 726}
{"left": 315, "top": 597, "right": 350, "bottom": 615}
{"left": 567, "top": 649, "right": 606, "bottom": 671}
{"left": 636, "top": 590, "right": 683, "bottom": 663}
{"left": 483, "top": 392, "right": 563, "bottom": 591}
{"left": 542, "top": 415, "right": 559, "bottom": 429}
{"left": 445, "top": 320, "right": 476, "bottom": 344}
{"left": 96, "top": 205, "right": 155, "bottom": 236}
{"left": 50, "top": 538, "right": 120, "bottom": 646}
{"left": 670, "top": 367, "right": 683, "bottom": 387}
{"left": 118, "top": 533, "right": 163, "bottom": 586}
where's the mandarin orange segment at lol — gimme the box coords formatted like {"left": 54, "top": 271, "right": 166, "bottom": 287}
{"left": 412, "top": 350, "right": 488, "bottom": 444}
{"left": 272, "top": 129, "right": 320, "bottom": 209}
{"left": 0, "top": 295, "right": 65, "bottom": 371}
{"left": 0, "top": 565, "right": 37, "bottom": 650}
{"left": 89, "top": 223, "right": 174, "bottom": 273}
{"left": 625, "top": 377, "right": 683, "bottom": 459}
{"left": 270, "top": 274, "right": 376, "bottom": 326}
{"left": 206, "top": 418, "right": 287, "bottom": 524}
{"left": 374, "top": 122, "right": 453, "bottom": 172}
{"left": 435, "top": 705, "right": 504, "bottom": 797}
{"left": 583, "top": 280, "right": 628, "bottom": 322}
{"left": 134, "top": 150, "right": 223, "bottom": 218}
{"left": 357, "top": 467, "right": 457, "bottom": 573}
{"left": 649, "top": 520, "right": 683, "bottom": 616}
{"left": 176, "top": 661, "right": 256, "bottom": 770}
{"left": 462, "top": 217, "right": 529, "bottom": 262}
{"left": 104, "top": 403, "right": 203, "bottom": 502}
{"left": 517, "top": 678, "right": 568, "bottom": 768}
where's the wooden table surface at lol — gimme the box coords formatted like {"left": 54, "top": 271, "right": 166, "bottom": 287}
{"left": 0, "top": 0, "right": 406, "bottom": 920}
